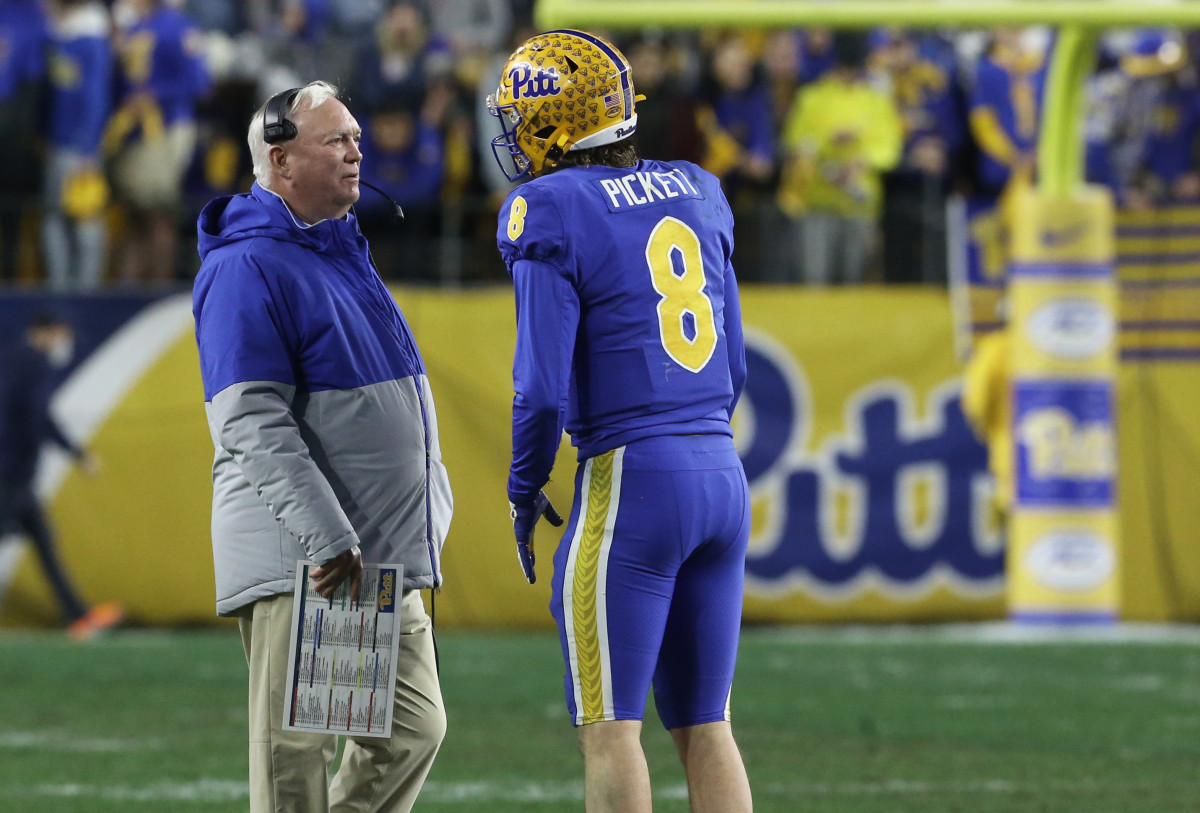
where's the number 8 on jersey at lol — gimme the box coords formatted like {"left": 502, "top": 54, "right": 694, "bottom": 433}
{"left": 646, "top": 216, "right": 717, "bottom": 373}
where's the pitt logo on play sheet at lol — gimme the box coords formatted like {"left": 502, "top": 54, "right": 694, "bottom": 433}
{"left": 378, "top": 570, "right": 396, "bottom": 613}
{"left": 508, "top": 64, "right": 561, "bottom": 99}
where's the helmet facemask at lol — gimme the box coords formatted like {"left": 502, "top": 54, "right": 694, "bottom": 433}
{"left": 487, "top": 94, "right": 533, "bottom": 182}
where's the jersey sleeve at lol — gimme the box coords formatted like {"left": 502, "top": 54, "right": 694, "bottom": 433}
{"left": 723, "top": 260, "right": 747, "bottom": 416}
{"left": 711, "top": 174, "right": 746, "bottom": 415}
{"left": 508, "top": 258, "right": 580, "bottom": 505}
{"left": 496, "top": 182, "right": 569, "bottom": 273}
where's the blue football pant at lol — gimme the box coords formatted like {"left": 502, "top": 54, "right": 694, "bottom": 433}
{"left": 549, "top": 434, "right": 750, "bottom": 730}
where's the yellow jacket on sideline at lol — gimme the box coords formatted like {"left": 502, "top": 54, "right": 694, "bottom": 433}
{"left": 778, "top": 74, "right": 903, "bottom": 219}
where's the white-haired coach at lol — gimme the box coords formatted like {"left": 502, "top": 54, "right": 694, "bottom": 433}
{"left": 192, "top": 80, "right": 453, "bottom": 812}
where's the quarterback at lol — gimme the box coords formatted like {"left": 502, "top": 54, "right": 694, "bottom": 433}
{"left": 490, "top": 29, "right": 753, "bottom": 813}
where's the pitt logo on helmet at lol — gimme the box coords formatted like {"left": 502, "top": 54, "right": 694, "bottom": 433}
{"left": 508, "top": 63, "right": 562, "bottom": 100}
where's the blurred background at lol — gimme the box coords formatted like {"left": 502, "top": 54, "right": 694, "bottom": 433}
{"left": 6, "top": 2, "right": 1200, "bottom": 288}
{"left": 1, "top": 0, "right": 1199, "bottom": 631}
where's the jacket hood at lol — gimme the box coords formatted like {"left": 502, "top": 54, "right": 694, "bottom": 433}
{"left": 197, "top": 182, "right": 363, "bottom": 261}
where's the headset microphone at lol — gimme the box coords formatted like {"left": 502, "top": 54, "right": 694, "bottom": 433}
{"left": 358, "top": 179, "right": 405, "bottom": 222}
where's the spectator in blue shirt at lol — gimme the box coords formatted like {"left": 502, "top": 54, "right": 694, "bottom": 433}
{"left": 41, "top": 0, "right": 113, "bottom": 291}
{"left": 107, "top": 0, "right": 210, "bottom": 284}
{"left": 1086, "top": 31, "right": 1200, "bottom": 208}
{"left": 876, "top": 28, "right": 966, "bottom": 179}
{"left": 697, "top": 34, "right": 774, "bottom": 191}
{"left": 351, "top": 2, "right": 453, "bottom": 114}
{"left": 874, "top": 27, "right": 967, "bottom": 283}
{"left": 798, "top": 27, "right": 837, "bottom": 84}
{"left": 0, "top": 0, "right": 49, "bottom": 283}
{"left": 968, "top": 28, "right": 1047, "bottom": 199}
{"left": 1133, "top": 35, "right": 1200, "bottom": 204}
{"left": 357, "top": 87, "right": 449, "bottom": 280}
{"left": 626, "top": 35, "right": 703, "bottom": 165}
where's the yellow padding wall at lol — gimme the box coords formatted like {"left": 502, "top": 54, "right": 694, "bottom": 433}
{"left": 1, "top": 286, "right": 1196, "bottom": 627}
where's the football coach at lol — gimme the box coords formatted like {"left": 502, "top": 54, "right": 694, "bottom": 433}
{"left": 192, "top": 80, "right": 453, "bottom": 812}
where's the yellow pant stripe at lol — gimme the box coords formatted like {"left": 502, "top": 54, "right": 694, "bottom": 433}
{"left": 572, "top": 451, "right": 614, "bottom": 724}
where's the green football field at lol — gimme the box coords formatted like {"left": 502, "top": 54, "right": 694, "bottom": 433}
{"left": 3, "top": 625, "right": 1200, "bottom": 812}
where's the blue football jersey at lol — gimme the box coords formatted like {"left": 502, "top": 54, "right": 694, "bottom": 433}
{"left": 497, "top": 159, "right": 746, "bottom": 503}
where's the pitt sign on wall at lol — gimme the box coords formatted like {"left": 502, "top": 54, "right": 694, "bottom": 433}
{"left": 734, "top": 289, "right": 1001, "bottom": 622}
{"left": 0, "top": 288, "right": 1001, "bottom": 629}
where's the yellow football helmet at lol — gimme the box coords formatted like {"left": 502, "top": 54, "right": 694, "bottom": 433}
{"left": 488, "top": 29, "right": 640, "bottom": 180}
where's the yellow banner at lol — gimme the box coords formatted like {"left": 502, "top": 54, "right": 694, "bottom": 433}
{"left": 1, "top": 285, "right": 1197, "bottom": 628}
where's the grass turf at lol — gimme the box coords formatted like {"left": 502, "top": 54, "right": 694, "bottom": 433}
{"left": 2, "top": 626, "right": 1199, "bottom": 811}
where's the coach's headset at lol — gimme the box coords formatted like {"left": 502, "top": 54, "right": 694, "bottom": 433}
{"left": 262, "top": 87, "right": 404, "bottom": 221}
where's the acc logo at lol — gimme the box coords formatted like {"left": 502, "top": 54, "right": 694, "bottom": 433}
{"left": 1026, "top": 297, "right": 1114, "bottom": 360}
{"left": 378, "top": 570, "right": 395, "bottom": 613}
{"left": 508, "top": 63, "right": 561, "bottom": 100}
{"left": 1025, "top": 530, "right": 1114, "bottom": 592}
{"left": 603, "top": 91, "right": 622, "bottom": 117}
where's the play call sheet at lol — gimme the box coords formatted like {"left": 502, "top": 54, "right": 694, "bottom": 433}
{"left": 283, "top": 562, "right": 403, "bottom": 739}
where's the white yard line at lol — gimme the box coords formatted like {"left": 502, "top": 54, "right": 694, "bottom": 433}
{"left": 14, "top": 776, "right": 1200, "bottom": 804}
{"left": 751, "top": 621, "right": 1200, "bottom": 645}
{"left": 0, "top": 730, "right": 163, "bottom": 752}
{"left": 17, "top": 779, "right": 247, "bottom": 802}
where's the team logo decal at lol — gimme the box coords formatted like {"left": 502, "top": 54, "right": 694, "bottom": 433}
{"left": 508, "top": 63, "right": 561, "bottom": 100}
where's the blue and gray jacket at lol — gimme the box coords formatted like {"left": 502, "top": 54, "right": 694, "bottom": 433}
{"left": 194, "top": 182, "right": 452, "bottom": 616}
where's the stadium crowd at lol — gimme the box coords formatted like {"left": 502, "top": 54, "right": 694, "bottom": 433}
{"left": 1, "top": 0, "right": 1198, "bottom": 287}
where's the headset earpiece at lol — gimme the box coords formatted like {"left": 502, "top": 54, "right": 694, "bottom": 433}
{"left": 262, "top": 88, "right": 302, "bottom": 145}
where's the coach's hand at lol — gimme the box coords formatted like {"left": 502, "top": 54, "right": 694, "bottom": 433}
{"left": 311, "top": 545, "right": 363, "bottom": 601}
{"left": 509, "top": 491, "right": 564, "bottom": 584}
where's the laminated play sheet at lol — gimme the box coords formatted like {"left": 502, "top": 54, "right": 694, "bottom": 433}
{"left": 283, "top": 562, "right": 403, "bottom": 739}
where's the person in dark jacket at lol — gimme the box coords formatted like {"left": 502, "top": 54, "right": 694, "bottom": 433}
{"left": 0, "top": 311, "right": 122, "bottom": 639}
{"left": 193, "top": 80, "right": 452, "bottom": 813}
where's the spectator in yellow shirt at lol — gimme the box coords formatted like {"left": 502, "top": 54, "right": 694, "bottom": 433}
{"left": 777, "top": 32, "right": 903, "bottom": 284}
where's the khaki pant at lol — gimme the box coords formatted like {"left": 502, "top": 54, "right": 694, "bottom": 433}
{"left": 237, "top": 589, "right": 445, "bottom": 812}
